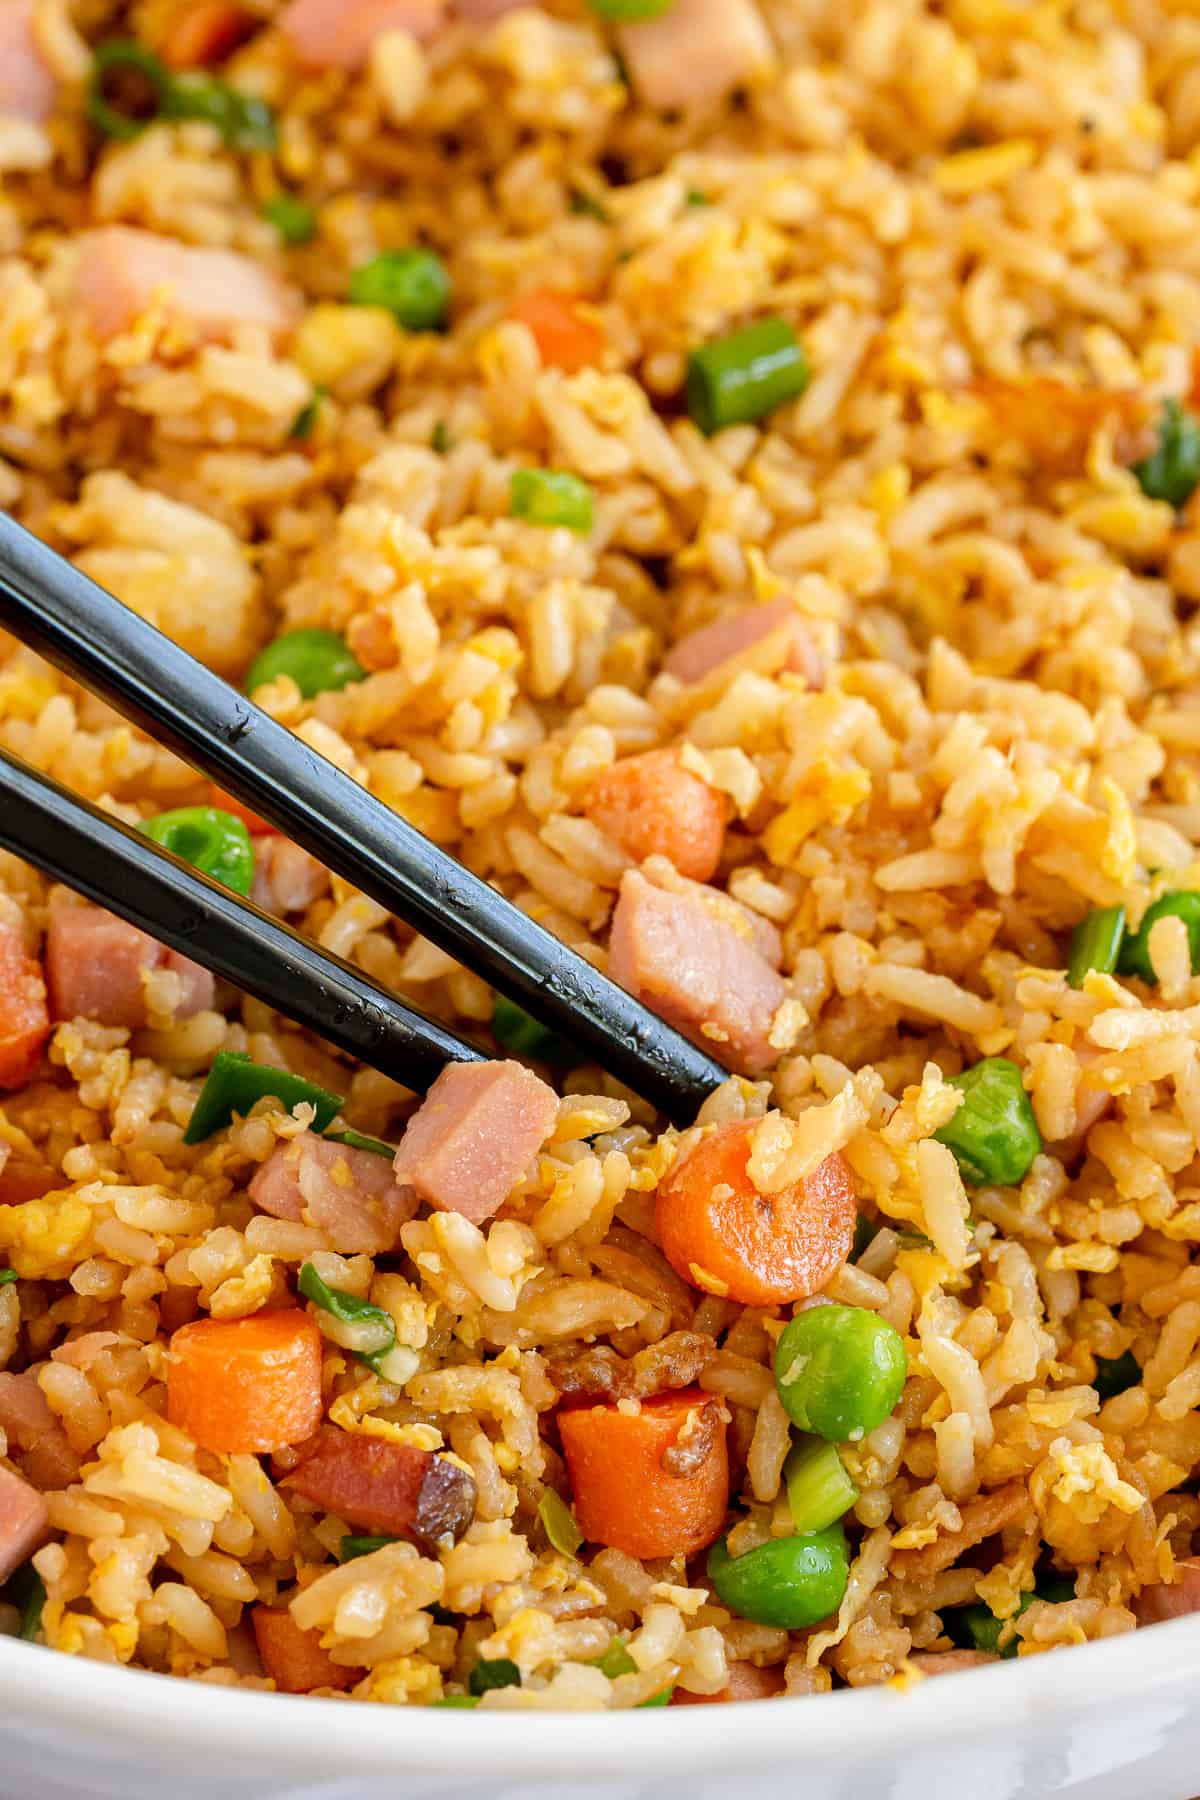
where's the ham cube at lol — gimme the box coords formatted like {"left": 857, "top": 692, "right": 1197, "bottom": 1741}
{"left": 251, "top": 1606, "right": 358, "bottom": 1694}
{"left": 0, "top": 1, "right": 56, "bottom": 123}
{"left": 664, "top": 598, "right": 822, "bottom": 687}
{"left": 46, "top": 896, "right": 213, "bottom": 1030}
{"left": 279, "top": 0, "right": 447, "bottom": 66}
{"left": 250, "top": 1131, "right": 416, "bottom": 1255}
{"left": 392, "top": 1059, "right": 557, "bottom": 1225}
{"left": 283, "top": 1426, "right": 476, "bottom": 1550}
{"left": 0, "top": 1464, "right": 48, "bottom": 1585}
{"left": 74, "top": 227, "right": 298, "bottom": 346}
{"left": 585, "top": 748, "right": 728, "bottom": 883}
{"left": 618, "top": 0, "right": 773, "bottom": 112}
{"left": 0, "top": 924, "right": 49, "bottom": 1089}
{"left": 608, "top": 869, "right": 787, "bottom": 1076}
{"left": 0, "top": 1370, "right": 80, "bottom": 1490}
{"left": 1136, "top": 1558, "right": 1200, "bottom": 1626}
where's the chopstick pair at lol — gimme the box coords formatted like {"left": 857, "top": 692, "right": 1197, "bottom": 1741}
{"left": 0, "top": 514, "right": 726, "bottom": 1123}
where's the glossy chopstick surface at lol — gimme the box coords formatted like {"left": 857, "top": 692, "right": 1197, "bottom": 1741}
{"left": 0, "top": 747, "right": 485, "bottom": 1092}
{"left": 0, "top": 515, "right": 727, "bottom": 1124}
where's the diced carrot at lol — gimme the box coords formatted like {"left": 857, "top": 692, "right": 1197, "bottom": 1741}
{"left": 507, "top": 289, "right": 606, "bottom": 374}
{"left": 251, "top": 1605, "right": 358, "bottom": 1694}
{"left": 972, "top": 377, "right": 1151, "bottom": 473}
{"left": 208, "top": 785, "right": 281, "bottom": 837}
{"left": 558, "top": 1386, "right": 728, "bottom": 1559}
{"left": 672, "top": 1661, "right": 786, "bottom": 1704}
{"left": 655, "top": 1121, "right": 856, "bottom": 1307}
{"left": 585, "top": 749, "right": 729, "bottom": 883}
{"left": 161, "top": 2, "right": 254, "bottom": 68}
{"left": 0, "top": 925, "right": 50, "bottom": 1089}
{"left": 166, "top": 1310, "right": 323, "bottom": 1454}
{"left": 1191, "top": 349, "right": 1200, "bottom": 415}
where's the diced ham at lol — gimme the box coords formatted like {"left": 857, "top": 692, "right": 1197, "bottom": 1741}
{"left": 45, "top": 896, "right": 213, "bottom": 1030}
{"left": 249, "top": 1131, "right": 416, "bottom": 1255}
{"left": 283, "top": 1426, "right": 476, "bottom": 1550}
{"left": 908, "top": 1651, "right": 1001, "bottom": 1677}
{"left": 392, "top": 1059, "right": 558, "bottom": 1225}
{"left": 0, "top": 924, "right": 49, "bottom": 1089}
{"left": 1135, "top": 1557, "right": 1200, "bottom": 1626}
{"left": 161, "top": 2, "right": 254, "bottom": 68}
{"left": 0, "top": 1160, "right": 59, "bottom": 1205}
{"left": 73, "top": 228, "right": 298, "bottom": 347}
{"left": 0, "top": 1371, "right": 79, "bottom": 1491}
{"left": 250, "top": 838, "right": 329, "bottom": 916}
{"left": 607, "top": 869, "right": 787, "bottom": 1076}
{"left": 0, "top": 1464, "right": 48, "bottom": 1585}
{"left": 585, "top": 748, "right": 729, "bottom": 884}
{"left": 453, "top": 0, "right": 528, "bottom": 16}
{"left": 664, "top": 598, "right": 822, "bottom": 688}
{"left": 617, "top": 0, "right": 774, "bottom": 112}
{"left": 0, "top": 0, "right": 56, "bottom": 123}
{"left": 279, "top": 0, "right": 447, "bottom": 66}
{"left": 672, "top": 1661, "right": 786, "bottom": 1704}
{"left": 251, "top": 1605, "right": 358, "bottom": 1693}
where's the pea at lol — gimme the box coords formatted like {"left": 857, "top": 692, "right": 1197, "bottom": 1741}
{"left": 349, "top": 249, "right": 451, "bottom": 331}
{"left": 707, "top": 1523, "right": 849, "bottom": 1630}
{"left": 1118, "top": 891, "right": 1200, "bottom": 985}
{"left": 141, "top": 805, "right": 254, "bottom": 897}
{"left": 934, "top": 1057, "right": 1041, "bottom": 1188}
{"left": 774, "top": 1304, "right": 908, "bottom": 1442}
{"left": 245, "top": 628, "right": 366, "bottom": 700}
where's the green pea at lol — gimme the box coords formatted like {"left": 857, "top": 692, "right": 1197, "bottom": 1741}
{"left": 707, "top": 1523, "right": 849, "bottom": 1630}
{"left": 349, "top": 249, "right": 451, "bottom": 330}
{"left": 1133, "top": 399, "right": 1200, "bottom": 509}
{"left": 1118, "top": 891, "right": 1200, "bottom": 984}
{"left": 1093, "top": 1347, "right": 1141, "bottom": 1399}
{"left": 141, "top": 806, "right": 254, "bottom": 897}
{"left": 246, "top": 629, "right": 366, "bottom": 700}
{"left": 934, "top": 1057, "right": 1042, "bottom": 1187}
{"left": 469, "top": 1657, "right": 521, "bottom": 1695}
{"left": 263, "top": 194, "right": 317, "bottom": 245}
{"left": 774, "top": 1304, "right": 907, "bottom": 1442}
{"left": 590, "top": 1639, "right": 638, "bottom": 1678}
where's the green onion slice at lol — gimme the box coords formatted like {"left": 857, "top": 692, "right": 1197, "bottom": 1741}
{"left": 538, "top": 1489, "right": 584, "bottom": 1557}
{"left": 184, "top": 1051, "right": 343, "bottom": 1144}
{"left": 509, "top": 468, "right": 594, "bottom": 534}
{"left": 298, "top": 1262, "right": 396, "bottom": 1359}
{"left": 686, "top": 318, "right": 810, "bottom": 436}
{"left": 783, "top": 1438, "right": 859, "bottom": 1536}
{"left": 469, "top": 1657, "right": 521, "bottom": 1696}
{"left": 339, "top": 1534, "right": 400, "bottom": 1562}
{"left": 324, "top": 1128, "right": 395, "bottom": 1159}
{"left": 87, "top": 41, "right": 175, "bottom": 140}
{"left": 1067, "top": 904, "right": 1125, "bottom": 988}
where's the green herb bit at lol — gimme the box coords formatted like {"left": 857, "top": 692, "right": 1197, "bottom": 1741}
{"left": 324, "top": 1128, "right": 395, "bottom": 1159}
{"left": 491, "top": 994, "right": 574, "bottom": 1064}
{"left": 246, "top": 628, "right": 365, "bottom": 699}
{"left": 184, "top": 1051, "right": 343, "bottom": 1144}
{"left": 287, "top": 389, "right": 326, "bottom": 441}
{"left": 87, "top": 41, "right": 174, "bottom": 140}
{"left": 509, "top": 468, "right": 594, "bottom": 533}
{"left": 638, "top": 1687, "right": 674, "bottom": 1706}
{"left": 469, "top": 1657, "right": 521, "bottom": 1696}
{"left": 851, "top": 1212, "right": 879, "bottom": 1262}
{"left": 1093, "top": 1348, "right": 1141, "bottom": 1399}
{"left": 167, "top": 72, "right": 277, "bottom": 150}
{"left": 298, "top": 1262, "right": 397, "bottom": 1360}
{"left": 339, "top": 1534, "right": 399, "bottom": 1562}
{"left": 590, "top": 1638, "right": 638, "bottom": 1678}
{"left": 586, "top": 0, "right": 673, "bottom": 17}
{"left": 685, "top": 318, "right": 809, "bottom": 436}
{"left": 431, "top": 420, "right": 452, "bottom": 454}
{"left": 1067, "top": 904, "right": 1125, "bottom": 989}
{"left": 141, "top": 805, "right": 254, "bottom": 898}
{"left": 685, "top": 189, "right": 710, "bottom": 206}
{"left": 569, "top": 190, "right": 609, "bottom": 220}
{"left": 0, "top": 1269, "right": 17, "bottom": 1287}
{"left": 933, "top": 1057, "right": 1042, "bottom": 1188}
{"left": 263, "top": 193, "right": 317, "bottom": 245}
{"left": 538, "top": 1488, "right": 584, "bottom": 1557}
{"left": 1133, "top": 399, "right": 1200, "bottom": 509}
{"left": 349, "top": 249, "right": 451, "bottom": 331}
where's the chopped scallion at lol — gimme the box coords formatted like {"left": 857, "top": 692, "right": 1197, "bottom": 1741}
{"left": 340, "top": 1534, "right": 399, "bottom": 1562}
{"left": 783, "top": 1438, "right": 859, "bottom": 1535}
{"left": 1133, "top": 399, "right": 1200, "bottom": 509}
{"left": 538, "top": 1488, "right": 584, "bottom": 1557}
{"left": 1118, "top": 891, "right": 1200, "bottom": 985}
{"left": 509, "top": 468, "right": 594, "bottom": 533}
{"left": 469, "top": 1657, "right": 521, "bottom": 1696}
{"left": 184, "top": 1052, "right": 343, "bottom": 1144}
{"left": 1067, "top": 904, "right": 1125, "bottom": 989}
{"left": 686, "top": 318, "right": 809, "bottom": 435}
{"left": 297, "top": 1262, "right": 397, "bottom": 1359}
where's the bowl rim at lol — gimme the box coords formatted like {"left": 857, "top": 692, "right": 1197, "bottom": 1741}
{"left": 1, "top": 1612, "right": 1197, "bottom": 1774}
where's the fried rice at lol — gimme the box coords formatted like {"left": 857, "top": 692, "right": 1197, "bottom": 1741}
{"left": 0, "top": 0, "right": 1199, "bottom": 1710}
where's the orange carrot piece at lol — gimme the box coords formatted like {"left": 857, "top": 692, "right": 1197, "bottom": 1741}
{"left": 0, "top": 924, "right": 49, "bottom": 1089}
{"left": 672, "top": 1661, "right": 786, "bottom": 1705}
{"left": 558, "top": 1386, "right": 728, "bottom": 1559}
{"left": 585, "top": 748, "right": 729, "bottom": 883}
{"left": 166, "top": 1310, "right": 323, "bottom": 1453}
{"left": 508, "top": 288, "right": 605, "bottom": 374}
{"left": 251, "top": 1605, "right": 358, "bottom": 1694}
{"left": 656, "top": 1121, "right": 856, "bottom": 1307}
{"left": 162, "top": 2, "right": 253, "bottom": 67}
{"left": 208, "top": 785, "right": 281, "bottom": 837}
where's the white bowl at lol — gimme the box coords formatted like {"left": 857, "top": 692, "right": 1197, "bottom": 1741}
{"left": 2, "top": 1615, "right": 1197, "bottom": 1800}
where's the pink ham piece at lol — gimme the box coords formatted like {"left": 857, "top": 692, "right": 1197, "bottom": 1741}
{"left": 664, "top": 598, "right": 822, "bottom": 688}
{"left": 279, "top": 0, "right": 447, "bottom": 66}
{"left": 392, "top": 1059, "right": 558, "bottom": 1225}
{"left": 0, "top": 1370, "right": 79, "bottom": 1491}
{"left": 0, "top": 1, "right": 56, "bottom": 123}
{"left": 0, "top": 1464, "right": 48, "bottom": 1585}
{"left": 617, "top": 0, "right": 774, "bottom": 113}
{"left": 74, "top": 227, "right": 298, "bottom": 346}
{"left": 250, "top": 838, "right": 329, "bottom": 917}
{"left": 908, "top": 1651, "right": 1001, "bottom": 1677}
{"left": 608, "top": 868, "right": 787, "bottom": 1076}
{"left": 45, "top": 895, "right": 213, "bottom": 1030}
{"left": 249, "top": 1131, "right": 417, "bottom": 1255}
{"left": 1135, "top": 1557, "right": 1200, "bottom": 1626}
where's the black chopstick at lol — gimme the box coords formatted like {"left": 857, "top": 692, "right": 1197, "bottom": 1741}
{"left": 0, "top": 746, "right": 485, "bottom": 1092}
{"left": 0, "top": 515, "right": 727, "bottom": 1124}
